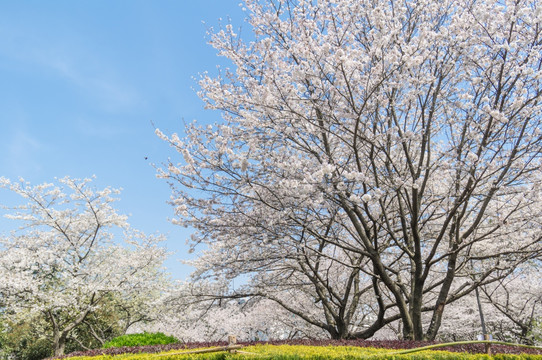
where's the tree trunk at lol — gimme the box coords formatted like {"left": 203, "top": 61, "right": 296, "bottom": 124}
{"left": 53, "top": 329, "right": 68, "bottom": 357}
{"left": 425, "top": 250, "right": 458, "bottom": 340}
{"left": 410, "top": 278, "right": 425, "bottom": 340}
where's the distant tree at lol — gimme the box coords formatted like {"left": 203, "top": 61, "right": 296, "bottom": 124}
{"left": 156, "top": 281, "right": 329, "bottom": 342}
{"left": 0, "top": 177, "right": 168, "bottom": 356}
{"left": 403, "top": 268, "right": 542, "bottom": 345}
{"left": 480, "top": 266, "right": 542, "bottom": 345}
{"left": 158, "top": 0, "right": 542, "bottom": 340}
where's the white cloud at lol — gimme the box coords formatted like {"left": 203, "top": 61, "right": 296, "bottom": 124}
{"left": 3, "top": 126, "right": 44, "bottom": 176}
{"left": 47, "top": 57, "right": 140, "bottom": 113}
{"left": 0, "top": 22, "right": 140, "bottom": 114}
{"left": 74, "top": 116, "right": 128, "bottom": 140}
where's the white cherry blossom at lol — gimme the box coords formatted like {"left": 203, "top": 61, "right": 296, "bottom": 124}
{"left": 158, "top": 0, "right": 542, "bottom": 341}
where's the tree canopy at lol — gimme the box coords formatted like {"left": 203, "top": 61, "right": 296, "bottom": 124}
{"left": 158, "top": 0, "right": 542, "bottom": 340}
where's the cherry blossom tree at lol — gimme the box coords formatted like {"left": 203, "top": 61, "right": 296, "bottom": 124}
{"left": 0, "top": 177, "right": 168, "bottom": 356}
{"left": 158, "top": 0, "right": 542, "bottom": 340}
{"left": 429, "top": 264, "right": 542, "bottom": 345}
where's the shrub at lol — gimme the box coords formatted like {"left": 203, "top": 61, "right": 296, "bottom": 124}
{"left": 20, "top": 338, "right": 54, "bottom": 360}
{"left": 102, "top": 332, "right": 179, "bottom": 348}
{"left": 0, "top": 316, "right": 53, "bottom": 360}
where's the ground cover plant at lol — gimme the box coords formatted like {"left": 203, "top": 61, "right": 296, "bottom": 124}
{"left": 51, "top": 343, "right": 542, "bottom": 360}
{"left": 52, "top": 339, "right": 542, "bottom": 359}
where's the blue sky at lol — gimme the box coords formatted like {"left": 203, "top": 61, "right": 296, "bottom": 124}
{"left": 0, "top": 1, "right": 246, "bottom": 280}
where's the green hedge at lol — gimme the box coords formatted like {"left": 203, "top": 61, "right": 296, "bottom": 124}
{"left": 102, "top": 332, "right": 179, "bottom": 348}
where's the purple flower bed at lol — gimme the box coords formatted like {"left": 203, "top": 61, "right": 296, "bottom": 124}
{"left": 51, "top": 339, "right": 542, "bottom": 359}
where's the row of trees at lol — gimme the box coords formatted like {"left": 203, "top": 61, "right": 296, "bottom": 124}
{"left": 156, "top": 0, "right": 542, "bottom": 342}
{"left": 146, "top": 271, "right": 542, "bottom": 344}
